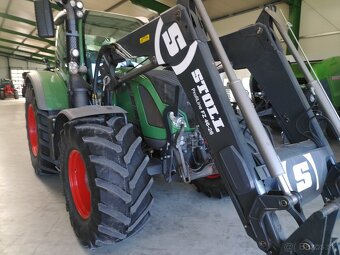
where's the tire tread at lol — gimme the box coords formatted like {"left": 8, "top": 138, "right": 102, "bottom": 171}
{"left": 59, "top": 116, "right": 153, "bottom": 247}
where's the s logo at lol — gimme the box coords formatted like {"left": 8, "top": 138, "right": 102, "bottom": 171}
{"left": 281, "top": 153, "right": 319, "bottom": 193}
{"left": 154, "top": 18, "right": 198, "bottom": 75}
{"left": 162, "top": 23, "right": 187, "bottom": 57}
{"left": 292, "top": 162, "right": 312, "bottom": 192}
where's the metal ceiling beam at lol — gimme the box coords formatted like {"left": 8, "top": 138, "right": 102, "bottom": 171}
{"left": 300, "top": 31, "right": 340, "bottom": 39}
{"left": 106, "top": 0, "right": 129, "bottom": 12}
{"left": 287, "top": 0, "right": 302, "bottom": 50}
{"left": 130, "top": 0, "right": 286, "bottom": 20}
{"left": 211, "top": 0, "right": 284, "bottom": 22}
{"left": 0, "top": 27, "right": 54, "bottom": 45}
{"left": 0, "top": 45, "right": 54, "bottom": 60}
{"left": 0, "top": 51, "right": 45, "bottom": 64}
{"left": 0, "top": 38, "right": 54, "bottom": 54}
{"left": 0, "top": 3, "right": 52, "bottom": 59}
{"left": 130, "top": 0, "right": 169, "bottom": 13}
{"left": 25, "top": 0, "right": 62, "bottom": 11}
{"left": 0, "top": 12, "right": 36, "bottom": 26}
{"left": 0, "top": 0, "right": 11, "bottom": 28}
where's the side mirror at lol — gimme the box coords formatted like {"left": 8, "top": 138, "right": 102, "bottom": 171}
{"left": 34, "top": 0, "right": 55, "bottom": 38}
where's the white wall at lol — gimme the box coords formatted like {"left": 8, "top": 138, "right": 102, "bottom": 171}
{"left": 0, "top": 56, "right": 9, "bottom": 79}
{"left": 7, "top": 59, "right": 46, "bottom": 93}
{"left": 28, "top": 61, "right": 45, "bottom": 69}
{"left": 0, "top": 56, "right": 45, "bottom": 80}
{"left": 213, "top": 3, "right": 289, "bottom": 36}
{"left": 212, "top": 1, "right": 340, "bottom": 61}
{"left": 8, "top": 58, "right": 45, "bottom": 70}
{"left": 299, "top": 0, "right": 340, "bottom": 60}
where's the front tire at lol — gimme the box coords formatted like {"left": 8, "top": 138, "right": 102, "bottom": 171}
{"left": 59, "top": 116, "right": 153, "bottom": 247}
{"left": 191, "top": 117, "right": 269, "bottom": 199}
{"left": 25, "top": 86, "right": 56, "bottom": 175}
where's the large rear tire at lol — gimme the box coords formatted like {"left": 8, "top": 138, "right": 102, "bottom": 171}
{"left": 191, "top": 117, "right": 269, "bottom": 199}
{"left": 192, "top": 175, "right": 228, "bottom": 199}
{"left": 0, "top": 90, "right": 5, "bottom": 100}
{"left": 25, "top": 86, "right": 56, "bottom": 175}
{"left": 59, "top": 116, "right": 154, "bottom": 247}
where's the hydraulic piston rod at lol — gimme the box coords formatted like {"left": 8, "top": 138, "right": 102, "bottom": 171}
{"left": 193, "top": 0, "right": 292, "bottom": 195}
{"left": 265, "top": 7, "right": 340, "bottom": 140}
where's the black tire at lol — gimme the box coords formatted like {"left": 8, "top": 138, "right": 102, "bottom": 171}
{"left": 14, "top": 90, "right": 19, "bottom": 99}
{"left": 191, "top": 117, "right": 268, "bottom": 199}
{"left": 22, "top": 86, "right": 26, "bottom": 98}
{"left": 59, "top": 116, "right": 154, "bottom": 247}
{"left": 192, "top": 176, "right": 228, "bottom": 199}
{"left": 0, "top": 90, "right": 4, "bottom": 100}
{"left": 25, "top": 86, "right": 56, "bottom": 175}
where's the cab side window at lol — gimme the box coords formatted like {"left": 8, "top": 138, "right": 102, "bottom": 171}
{"left": 55, "top": 24, "right": 67, "bottom": 73}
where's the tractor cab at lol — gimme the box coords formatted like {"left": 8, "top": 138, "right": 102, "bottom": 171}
{"left": 54, "top": 10, "right": 144, "bottom": 84}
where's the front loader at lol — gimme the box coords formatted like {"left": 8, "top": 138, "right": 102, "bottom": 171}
{"left": 26, "top": 0, "right": 340, "bottom": 254}
{"left": 251, "top": 56, "right": 340, "bottom": 132}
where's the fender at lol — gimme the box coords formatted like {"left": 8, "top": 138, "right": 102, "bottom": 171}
{"left": 53, "top": 105, "right": 127, "bottom": 160}
{"left": 26, "top": 70, "right": 69, "bottom": 110}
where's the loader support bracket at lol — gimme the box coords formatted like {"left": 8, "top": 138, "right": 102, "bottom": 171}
{"left": 249, "top": 193, "right": 305, "bottom": 253}
{"left": 323, "top": 163, "right": 340, "bottom": 201}
{"left": 280, "top": 197, "right": 340, "bottom": 255}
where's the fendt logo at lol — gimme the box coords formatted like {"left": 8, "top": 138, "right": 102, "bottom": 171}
{"left": 155, "top": 18, "right": 197, "bottom": 75}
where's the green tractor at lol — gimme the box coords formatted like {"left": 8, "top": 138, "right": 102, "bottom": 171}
{"left": 0, "top": 79, "right": 19, "bottom": 100}
{"left": 27, "top": 0, "right": 340, "bottom": 253}
{"left": 26, "top": 0, "right": 231, "bottom": 246}
{"left": 292, "top": 56, "right": 340, "bottom": 113}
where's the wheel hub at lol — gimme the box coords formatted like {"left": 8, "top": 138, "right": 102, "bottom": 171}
{"left": 68, "top": 150, "right": 91, "bottom": 220}
{"left": 206, "top": 174, "right": 220, "bottom": 179}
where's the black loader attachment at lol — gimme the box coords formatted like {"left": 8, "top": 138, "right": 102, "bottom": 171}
{"left": 96, "top": 1, "right": 340, "bottom": 254}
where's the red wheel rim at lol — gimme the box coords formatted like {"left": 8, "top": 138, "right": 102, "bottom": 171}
{"left": 68, "top": 150, "right": 91, "bottom": 219}
{"left": 206, "top": 174, "right": 221, "bottom": 179}
{"left": 27, "top": 104, "right": 38, "bottom": 157}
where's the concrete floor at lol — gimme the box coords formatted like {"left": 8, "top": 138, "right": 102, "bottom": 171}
{"left": 0, "top": 98, "right": 339, "bottom": 255}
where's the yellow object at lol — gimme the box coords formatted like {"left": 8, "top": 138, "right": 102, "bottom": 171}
{"left": 140, "top": 34, "right": 150, "bottom": 44}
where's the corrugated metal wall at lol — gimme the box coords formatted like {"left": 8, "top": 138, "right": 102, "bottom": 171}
{"left": 299, "top": 0, "right": 340, "bottom": 60}
{"left": 0, "top": 56, "right": 45, "bottom": 79}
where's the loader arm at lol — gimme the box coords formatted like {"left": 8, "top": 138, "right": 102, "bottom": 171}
{"left": 116, "top": 4, "right": 263, "bottom": 221}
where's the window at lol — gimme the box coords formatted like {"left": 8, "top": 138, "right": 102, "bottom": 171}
{"left": 84, "top": 11, "right": 143, "bottom": 51}
{"left": 55, "top": 23, "right": 67, "bottom": 72}
{"left": 83, "top": 11, "right": 144, "bottom": 81}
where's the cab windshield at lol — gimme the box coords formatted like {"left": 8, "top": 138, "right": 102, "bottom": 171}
{"left": 84, "top": 11, "right": 143, "bottom": 51}
{"left": 83, "top": 11, "right": 144, "bottom": 79}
